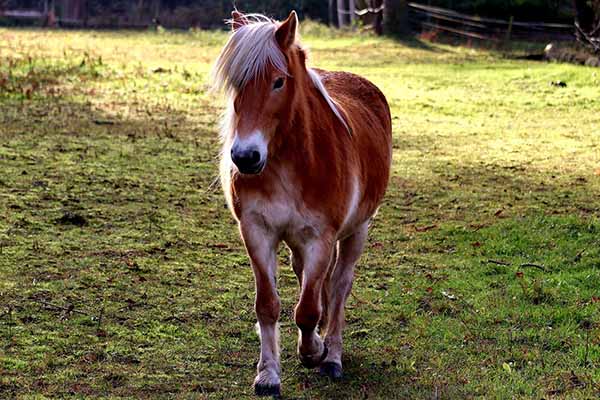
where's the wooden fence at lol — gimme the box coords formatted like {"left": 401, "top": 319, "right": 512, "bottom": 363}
{"left": 407, "top": 2, "right": 575, "bottom": 42}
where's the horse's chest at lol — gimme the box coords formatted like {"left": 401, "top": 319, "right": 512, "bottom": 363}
{"left": 238, "top": 191, "right": 325, "bottom": 243}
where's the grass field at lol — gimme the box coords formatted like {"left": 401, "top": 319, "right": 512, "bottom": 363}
{"left": 0, "top": 24, "right": 599, "bottom": 399}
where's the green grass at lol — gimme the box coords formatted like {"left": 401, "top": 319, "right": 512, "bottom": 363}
{"left": 1, "top": 25, "right": 599, "bottom": 399}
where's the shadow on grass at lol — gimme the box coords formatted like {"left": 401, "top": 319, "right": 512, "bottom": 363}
{"left": 387, "top": 33, "right": 446, "bottom": 52}
{"left": 300, "top": 353, "right": 469, "bottom": 399}
{"left": 0, "top": 53, "right": 108, "bottom": 100}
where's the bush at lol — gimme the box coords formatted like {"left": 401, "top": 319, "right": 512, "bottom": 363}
{"left": 422, "top": 0, "right": 574, "bottom": 22}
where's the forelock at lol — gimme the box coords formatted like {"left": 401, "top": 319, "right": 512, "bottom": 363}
{"left": 211, "top": 14, "right": 290, "bottom": 95}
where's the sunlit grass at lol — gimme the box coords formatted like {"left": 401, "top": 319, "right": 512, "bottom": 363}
{"left": 0, "top": 26, "right": 599, "bottom": 399}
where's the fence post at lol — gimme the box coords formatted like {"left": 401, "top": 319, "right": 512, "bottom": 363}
{"left": 506, "top": 16, "right": 514, "bottom": 42}
{"left": 329, "top": 0, "right": 335, "bottom": 27}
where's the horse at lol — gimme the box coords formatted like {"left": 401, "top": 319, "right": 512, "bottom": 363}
{"left": 212, "top": 10, "right": 392, "bottom": 396}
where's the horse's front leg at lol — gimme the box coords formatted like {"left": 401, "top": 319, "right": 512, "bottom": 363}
{"left": 240, "top": 221, "right": 281, "bottom": 397}
{"left": 293, "top": 235, "right": 336, "bottom": 368}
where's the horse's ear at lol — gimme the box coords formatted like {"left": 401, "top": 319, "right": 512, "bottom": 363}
{"left": 275, "top": 10, "right": 298, "bottom": 50}
{"left": 231, "top": 10, "right": 247, "bottom": 31}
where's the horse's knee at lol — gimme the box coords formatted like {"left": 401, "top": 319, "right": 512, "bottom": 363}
{"left": 294, "top": 301, "right": 320, "bottom": 332}
{"left": 336, "top": 275, "right": 354, "bottom": 301}
{"left": 255, "top": 296, "right": 280, "bottom": 325}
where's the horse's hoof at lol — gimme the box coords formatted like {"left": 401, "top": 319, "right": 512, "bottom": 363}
{"left": 319, "top": 361, "right": 343, "bottom": 380}
{"left": 299, "top": 344, "right": 328, "bottom": 369}
{"left": 254, "top": 383, "right": 281, "bottom": 397}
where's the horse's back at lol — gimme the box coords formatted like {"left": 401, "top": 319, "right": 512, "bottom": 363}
{"left": 316, "top": 69, "right": 391, "bottom": 139}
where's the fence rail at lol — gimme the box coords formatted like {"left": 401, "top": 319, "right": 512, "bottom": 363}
{"left": 0, "top": 10, "right": 45, "bottom": 19}
{"left": 408, "top": 2, "right": 575, "bottom": 42}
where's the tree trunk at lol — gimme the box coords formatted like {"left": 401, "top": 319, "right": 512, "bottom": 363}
{"left": 153, "top": 0, "right": 160, "bottom": 19}
{"left": 573, "top": 0, "right": 594, "bottom": 32}
{"left": 374, "top": 14, "right": 383, "bottom": 35}
{"left": 82, "top": 0, "right": 88, "bottom": 27}
{"left": 337, "top": 0, "right": 347, "bottom": 27}
{"left": 329, "top": 0, "right": 335, "bottom": 27}
{"left": 137, "top": 0, "right": 145, "bottom": 24}
{"left": 349, "top": 0, "right": 355, "bottom": 26}
{"left": 383, "top": 0, "right": 409, "bottom": 35}
{"left": 371, "top": 0, "right": 384, "bottom": 35}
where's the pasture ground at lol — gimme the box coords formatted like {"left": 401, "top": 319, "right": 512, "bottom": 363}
{"left": 0, "top": 24, "right": 599, "bottom": 399}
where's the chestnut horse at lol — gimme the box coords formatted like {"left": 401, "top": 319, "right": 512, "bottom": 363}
{"left": 212, "top": 11, "right": 392, "bottom": 396}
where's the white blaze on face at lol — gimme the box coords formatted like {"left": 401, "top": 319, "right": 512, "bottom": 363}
{"left": 231, "top": 129, "right": 268, "bottom": 163}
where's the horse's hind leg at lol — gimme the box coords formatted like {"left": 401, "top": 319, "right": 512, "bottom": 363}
{"left": 320, "top": 222, "right": 368, "bottom": 379}
{"left": 319, "top": 245, "right": 338, "bottom": 332}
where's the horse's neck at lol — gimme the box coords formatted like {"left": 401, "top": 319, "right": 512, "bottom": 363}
{"left": 286, "top": 75, "right": 327, "bottom": 154}
{"left": 272, "top": 84, "right": 343, "bottom": 191}
{"left": 294, "top": 90, "right": 320, "bottom": 137}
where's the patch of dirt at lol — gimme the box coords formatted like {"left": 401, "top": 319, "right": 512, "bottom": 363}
{"left": 55, "top": 211, "right": 88, "bottom": 226}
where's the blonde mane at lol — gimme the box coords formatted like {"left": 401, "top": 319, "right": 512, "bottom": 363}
{"left": 211, "top": 14, "right": 288, "bottom": 95}
{"left": 211, "top": 13, "right": 350, "bottom": 134}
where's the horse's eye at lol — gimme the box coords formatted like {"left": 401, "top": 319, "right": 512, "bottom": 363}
{"left": 273, "top": 77, "right": 285, "bottom": 90}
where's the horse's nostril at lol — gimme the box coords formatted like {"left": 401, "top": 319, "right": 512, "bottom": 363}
{"left": 231, "top": 147, "right": 264, "bottom": 174}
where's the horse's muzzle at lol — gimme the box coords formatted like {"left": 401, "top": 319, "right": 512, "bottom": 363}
{"left": 231, "top": 147, "right": 265, "bottom": 175}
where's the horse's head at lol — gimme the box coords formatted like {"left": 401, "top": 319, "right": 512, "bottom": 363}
{"left": 212, "top": 11, "right": 301, "bottom": 175}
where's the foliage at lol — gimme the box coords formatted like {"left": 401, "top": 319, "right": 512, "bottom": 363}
{"left": 421, "top": 0, "right": 574, "bottom": 22}
{"left": 0, "top": 0, "right": 577, "bottom": 28}
{"left": 1, "top": 28, "right": 600, "bottom": 399}
{"left": 574, "top": 0, "right": 600, "bottom": 53}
